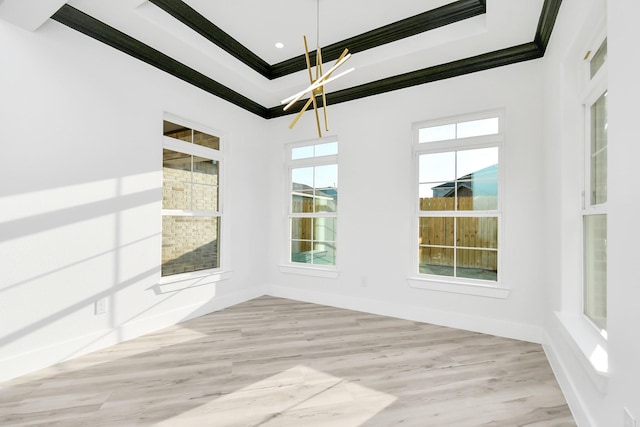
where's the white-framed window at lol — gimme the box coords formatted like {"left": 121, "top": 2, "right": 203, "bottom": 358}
{"left": 285, "top": 138, "right": 338, "bottom": 269}
{"left": 161, "top": 118, "right": 224, "bottom": 278}
{"left": 553, "top": 21, "right": 608, "bottom": 389}
{"left": 582, "top": 37, "right": 607, "bottom": 335}
{"left": 412, "top": 111, "right": 504, "bottom": 291}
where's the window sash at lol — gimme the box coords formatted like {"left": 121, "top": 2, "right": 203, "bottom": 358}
{"left": 414, "top": 112, "right": 502, "bottom": 285}
{"left": 162, "top": 118, "right": 223, "bottom": 278}
{"left": 289, "top": 214, "right": 337, "bottom": 266}
{"left": 286, "top": 139, "right": 338, "bottom": 268}
{"left": 586, "top": 91, "right": 608, "bottom": 207}
{"left": 581, "top": 34, "right": 608, "bottom": 333}
{"left": 582, "top": 213, "right": 607, "bottom": 331}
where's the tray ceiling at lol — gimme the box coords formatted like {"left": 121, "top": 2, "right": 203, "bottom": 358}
{"left": 41, "top": 0, "right": 560, "bottom": 118}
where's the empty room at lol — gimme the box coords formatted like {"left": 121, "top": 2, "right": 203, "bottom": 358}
{"left": 0, "top": 0, "right": 638, "bottom": 425}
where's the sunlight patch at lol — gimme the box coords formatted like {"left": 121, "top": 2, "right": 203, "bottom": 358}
{"left": 156, "top": 365, "right": 397, "bottom": 426}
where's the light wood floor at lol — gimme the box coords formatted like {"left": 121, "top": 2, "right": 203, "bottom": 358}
{"left": 0, "top": 296, "right": 575, "bottom": 426}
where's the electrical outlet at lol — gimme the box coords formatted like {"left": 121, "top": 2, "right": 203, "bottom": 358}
{"left": 624, "top": 407, "right": 637, "bottom": 427}
{"left": 94, "top": 298, "right": 108, "bottom": 315}
{"left": 360, "top": 276, "right": 368, "bottom": 287}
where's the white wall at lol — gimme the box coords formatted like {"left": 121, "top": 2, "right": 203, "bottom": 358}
{"left": 542, "top": 0, "right": 640, "bottom": 425}
{"left": 0, "top": 18, "right": 269, "bottom": 382}
{"left": 266, "top": 60, "right": 547, "bottom": 343}
{"left": 608, "top": 0, "right": 640, "bottom": 423}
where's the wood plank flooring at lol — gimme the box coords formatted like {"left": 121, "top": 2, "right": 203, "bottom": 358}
{"left": 0, "top": 296, "right": 575, "bottom": 426}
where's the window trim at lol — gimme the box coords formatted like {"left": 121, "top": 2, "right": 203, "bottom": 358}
{"left": 556, "top": 27, "right": 609, "bottom": 386}
{"left": 580, "top": 34, "right": 608, "bottom": 332}
{"left": 160, "top": 114, "right": 230, "bottom": 283}
{"left": 409, "top": 110, "right": 507, "bottom": 298}
{"left": 281, "top": 136, "right": 339, "bottom": 277}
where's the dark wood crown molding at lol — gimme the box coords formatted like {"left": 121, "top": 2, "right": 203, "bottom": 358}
{"left": 146, "top": 0, "right": 485, "bottom": 80}
{"left": 534, "top": 0, "right": 562, "bottom": 54}
{"left": 50, "top": 5, "right": 269, "bottom": 118}
{"left": 50, "top": 0, "right": 561, "bottom": 120}
{"left": 267, "top": 42, "right": 543, "bottom": 118}
{"left": 269, "top": 0, "right": 486, "bottom": 79}
{"left": 148, "top": 0, "right": 272, "bottom": 77}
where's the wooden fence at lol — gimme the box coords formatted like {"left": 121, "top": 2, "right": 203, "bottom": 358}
{"left": 419, "top": 197, "right": 498, "bottom": 272}
{"left": 290, "top": 196, "right": 497, "bottom": 272}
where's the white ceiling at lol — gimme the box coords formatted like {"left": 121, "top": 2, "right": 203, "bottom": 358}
{"left": 11, "top": 0, "right": 546, "bottom": 109}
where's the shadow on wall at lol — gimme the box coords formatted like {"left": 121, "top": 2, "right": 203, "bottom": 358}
{"left": 0, "top": 176, "right": 165, "bottom": 364}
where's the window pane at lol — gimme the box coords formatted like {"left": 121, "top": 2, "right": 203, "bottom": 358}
{"left": 456, "top": 217, "right": 498, "bottom": 249}
{"left": 584, "top": 214, "right": 607, "bottom": 331}
{"left": 162, "top": 181, "right": 190, "bottom": 210}
{"left": 315, "top": 142, "right": 338, "bottom": 157}
{"left": 314, "top": 164, "right": 337, "bottom": 189}
{"left": 163, "top": 121, "right": 192, "bottom": 142}
{"left": 292, "top": 167, "right": 313, "bottom": 188}
{"left": 193, "top": 130, "right": 219, "bottom": 150}
{"left": 192, "top": 157, "right": 219, "bottom": 211}
{"left": 292, "top": 192, "right": 313, "bottom": 213}
{"left": 457, "top": 147, "right": 499, "bottom": 178}
{"left": 456, "top": 249, "right": 498, "bottom": 281}
{"left": 192, "top": 184, "right": 217, "bottom": 211}
{"left": 162, "top": 150, "right": 191, "bottom": 210}
{"left": 419, "top": 152, "right": 455, "bottom": 183}
{"left": 314, "top": 217, "right": 336, "bottom": 242}
{"left": 292, "top": 145, "right": 314, "bottom": 160}
{"left": 193, "top": 157, "right": 218, "bottom": 185}
{"left": 419, "top": 217, "right": 454, "bottom": 247}
{"left": 292, "top": 167, "right": 314, "bottom": 213}
{"left": 312, "top": 242, "right": 336, "bottom": 265}
{"left": 590, "top": 38, "right": 607, "bottom": 79}
{"left": 419, "top": 246, "right": 454, "bottom": 276}
{"left": 591, "top": 91, "right": 607, "bottom": 205}
{"left": 314, "top": 164, "right": 338, "bottom": 213}
{"left": 291, "top": 240, "right": 313, "bottom": 263}
{"left": 162, "top": 216, "right": 219, "bottom": 276}
{"left": 456, "top": 117, "right": 499, "bottom": 139}
{"left": 592, "top": 151, "right": 607, "bottom": 205}
{"left": 419, "top": 124, "right": 456, "bottom": 143}
{"left": 456, "top": 180, "right": 498, "bottom": 210}
{"left": 315, "top": 191, "right": 337, "bottom": 213}
{"left": 419, "top": 183, "right": 455, "bottom": 211}
{"left": 291, "top": 217, "right": 312, "bottom": 240}
{"left": 163, "top": 149, "right": 191, "bottom": 173}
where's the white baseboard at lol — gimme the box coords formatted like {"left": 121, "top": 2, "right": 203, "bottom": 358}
{"left": 0, "top": 286, "right": 266, "bottom": 384}
{"left": 266, "top": 285, "right": 543, "bottom": 344}
{"left": 543, "top": 331, "right": 596, "bottom": 427}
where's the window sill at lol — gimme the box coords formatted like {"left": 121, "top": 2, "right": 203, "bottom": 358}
{"left": 158, "top": 269, "right": 232, "bottom": 285}
{"left": 407, "top": 276, "right": 509, "bottom": 299}
{"left": 555, "top": 311, "right": 608, "bottom": 393}
{"left": 279, "top": 264, "right": 339, "bottom": 279}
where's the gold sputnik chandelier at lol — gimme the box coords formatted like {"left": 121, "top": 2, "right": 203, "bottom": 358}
{"left": 280, "top": 0, "right": 354, "bottom": 138}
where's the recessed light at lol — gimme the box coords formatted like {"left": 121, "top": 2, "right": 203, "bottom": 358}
{"left": 275, "top": 42, "right": 284, "bottom": 49}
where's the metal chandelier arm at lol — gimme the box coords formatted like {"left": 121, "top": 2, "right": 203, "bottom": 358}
{"left": 280, "top": 49, "right": 352, "bottom": 110}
